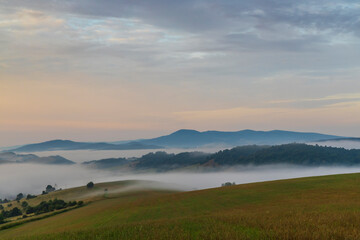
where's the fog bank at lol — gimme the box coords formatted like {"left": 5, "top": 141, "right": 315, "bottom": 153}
{"left": 17, "top": 147, "right": 224, "bottom": 164}
{"left": 1, "top": 164, "right": 360, "bottom": 199}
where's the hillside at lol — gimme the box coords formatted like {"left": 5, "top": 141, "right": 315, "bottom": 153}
{"left": 0, "top": 152, "right": 74, "bottom": 165}
{"left": 1, "top": 174, "right": 360, "bottom": 239}
{"left": 139, "top": 129, "right": 341, "bottom": 148}
{"left": 84, "top": 143, "right": 360, "bottom": 171}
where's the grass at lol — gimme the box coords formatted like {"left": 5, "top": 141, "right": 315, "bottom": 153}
{"left": 2, "top": 173, "right": 360, "bottom": 239}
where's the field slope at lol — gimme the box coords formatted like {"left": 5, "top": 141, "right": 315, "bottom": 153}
{"left": 2, "top": 173, "right": 360, "bottom": 239}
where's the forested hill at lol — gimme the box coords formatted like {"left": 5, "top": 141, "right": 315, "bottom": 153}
{"left": 84, "top": 144, "right": 360, "bottom": 171}
{"left": 209, "top": 144, "right": 360, "bottom": 166}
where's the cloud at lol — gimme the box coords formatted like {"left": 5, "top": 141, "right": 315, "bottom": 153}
{"left": 0, "top": 0, "right": 360, "bottom": 143}
{"left": 173, "top": 100, "right": 360, "bottom": 134}
{"left": 268, "top": 93, "right": 360, "bottom": 108}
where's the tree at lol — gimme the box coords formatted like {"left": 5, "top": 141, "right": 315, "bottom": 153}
{"left": 86, "top": 182, "right": 94, "bottom": 189}
{"left": 221, "top": 182, "right": 235, "bottom": 187}
{"left": 3, "top": 207, "right": 22, "bottom": 218}
{"left": 16, "top": 193, "right": 24, "bottom": 201}
{"left": 0, "top": 214, "right": 4, "bottom": 224}
{"left": 46, "top": 185, "right": 55, "bottom": 193}
{"left": 21, "top": 201, "right": 28, "bottom": 208}
{"left": 26, "top": 194, "right": 36, "bottom": 200}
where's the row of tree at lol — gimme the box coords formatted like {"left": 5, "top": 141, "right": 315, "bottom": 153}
{"left": 0, "top": 182, "right": 95, "bottom": 225}
{"left": 0, "top": 185, "right": 56, "bottom": 204}
{"left": 0, "top": 199, "right": 84, "bottom": 225}
{"left": 0, "top": 199, "right": 9, "bottom": 204}
{"left": 26, "top": 199, "right": 83, "bottom": 215}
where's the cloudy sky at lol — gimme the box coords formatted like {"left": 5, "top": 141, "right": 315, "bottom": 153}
{"left": 0, "top": 0, "right": 360, "bottom": 146}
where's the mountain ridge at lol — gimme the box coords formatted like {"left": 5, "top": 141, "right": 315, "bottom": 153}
{"left": 8, "top": 140, "right": 162, "bottom": 153}
{"left": 5, "top": 129, "right": 343, "bottom": 152}
{"left": 139, "top": 129, "right": 342, "bottom": 148}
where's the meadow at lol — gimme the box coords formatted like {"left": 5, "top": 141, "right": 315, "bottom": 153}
{"left": 2, "top": 173, "right": 360, "bottom": 239}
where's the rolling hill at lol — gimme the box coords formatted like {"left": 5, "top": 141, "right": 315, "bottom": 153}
{"left": 84, "top": 143, "right": 360, "bottom": 171}
{"left": 0, "top": 152, "right": 75, "bottom": 165}
{"left": 1, "top": 174, "right": 360, "bottom": 239}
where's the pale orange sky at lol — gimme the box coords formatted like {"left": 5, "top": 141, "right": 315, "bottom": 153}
{"left": 1, "top": 1, "right": 360, "bottom": 146}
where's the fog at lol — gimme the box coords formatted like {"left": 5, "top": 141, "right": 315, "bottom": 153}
{"left": 16, "top": 147, "right": 225, "bottom": 163}
{"left": 1, "top": 163, "right": 360, "bottom": 199}
{"left": 2, "top": 141, "right": 360, "bottom": 199}
{"left": 17, "top": 140, "right": 360, "bottom": 164}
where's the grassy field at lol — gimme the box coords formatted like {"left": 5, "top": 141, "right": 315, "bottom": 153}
{"left": 2, "top": 173, "right": 360, "bottom": 239}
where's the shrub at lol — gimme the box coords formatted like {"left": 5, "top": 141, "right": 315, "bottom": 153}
{"left": 221, "top": 182, "right": 236, "bottom": 187}
{"left": 16, "top": 193, "right": 24, "bottom": 201}
{"left": 26, "top": 194, "right": 36, "bottom": 200}
{"left": 45, "top": 185, "right": 56, "bottom": 193}
{"left": 21, "top": 201, "right": 28, "bottom": 208}
{"left": 87, "top": 182, "right": 94, "bottom": 189}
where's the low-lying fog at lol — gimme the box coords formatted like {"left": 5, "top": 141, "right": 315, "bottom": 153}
{"left": 20, "top": 147, "right": 225, "bottom": 163}
{"left": 17, "top": 140, "right": 360, "bottom": 164}
{"left": 1, "top": 140, "right": 359, "bottom": 199}
{"left": 1, "top": 163, "right": 360, "bottom": 199}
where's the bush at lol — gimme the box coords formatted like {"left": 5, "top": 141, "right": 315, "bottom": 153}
{"left": 16, "top": 193, "right": 24, "bottom": 201}
{"left": 21, "top": 201, "right": 28, "bottom": 208}
{"left": 26, "top": 199, "right": 78, "bottom": 215}
{"left": 2, "top": 207, "right": 22, "bottom": 218}
{"left": 26, "top": 194, "right": 36, "bottom": 200}
{"left": 221, "top": 182, "right": 236, "bottom": 187}
{"left": 87, "top": 182, "right": 94, "bottom": 189}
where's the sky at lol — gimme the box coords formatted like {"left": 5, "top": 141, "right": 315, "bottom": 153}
{"left": 0, "top": 0, "right": 360, "bottom": 146}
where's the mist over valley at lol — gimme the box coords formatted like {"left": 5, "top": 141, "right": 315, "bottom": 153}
{"left": 1, "top": 139, "right": 360, "bottom": 199}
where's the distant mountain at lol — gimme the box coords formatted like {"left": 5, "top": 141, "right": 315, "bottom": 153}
{"left": 84, "top": 144, "right": 360, "bottom": 172}
{"left": 6, "top": 129, "right": 344, "bottom": 152}
{"left": 0, "top": 152, "right": 75, "bottom": 165}
{"left": 9, "top": 140, "right": 162, "bottom": 152}
{"left": 138, "top": 129, "right": 342, "bottom": 148}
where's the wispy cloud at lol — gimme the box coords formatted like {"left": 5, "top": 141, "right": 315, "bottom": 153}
{"left": 269, "top": 93, "right": 360, "bottom": 105}
{"left": 0, "top": 0, "right": 360, "bottom": 144}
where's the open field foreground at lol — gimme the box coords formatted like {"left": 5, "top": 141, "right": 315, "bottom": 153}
{"left": 2, "top": 173, "right": 360, "bottom": 239}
